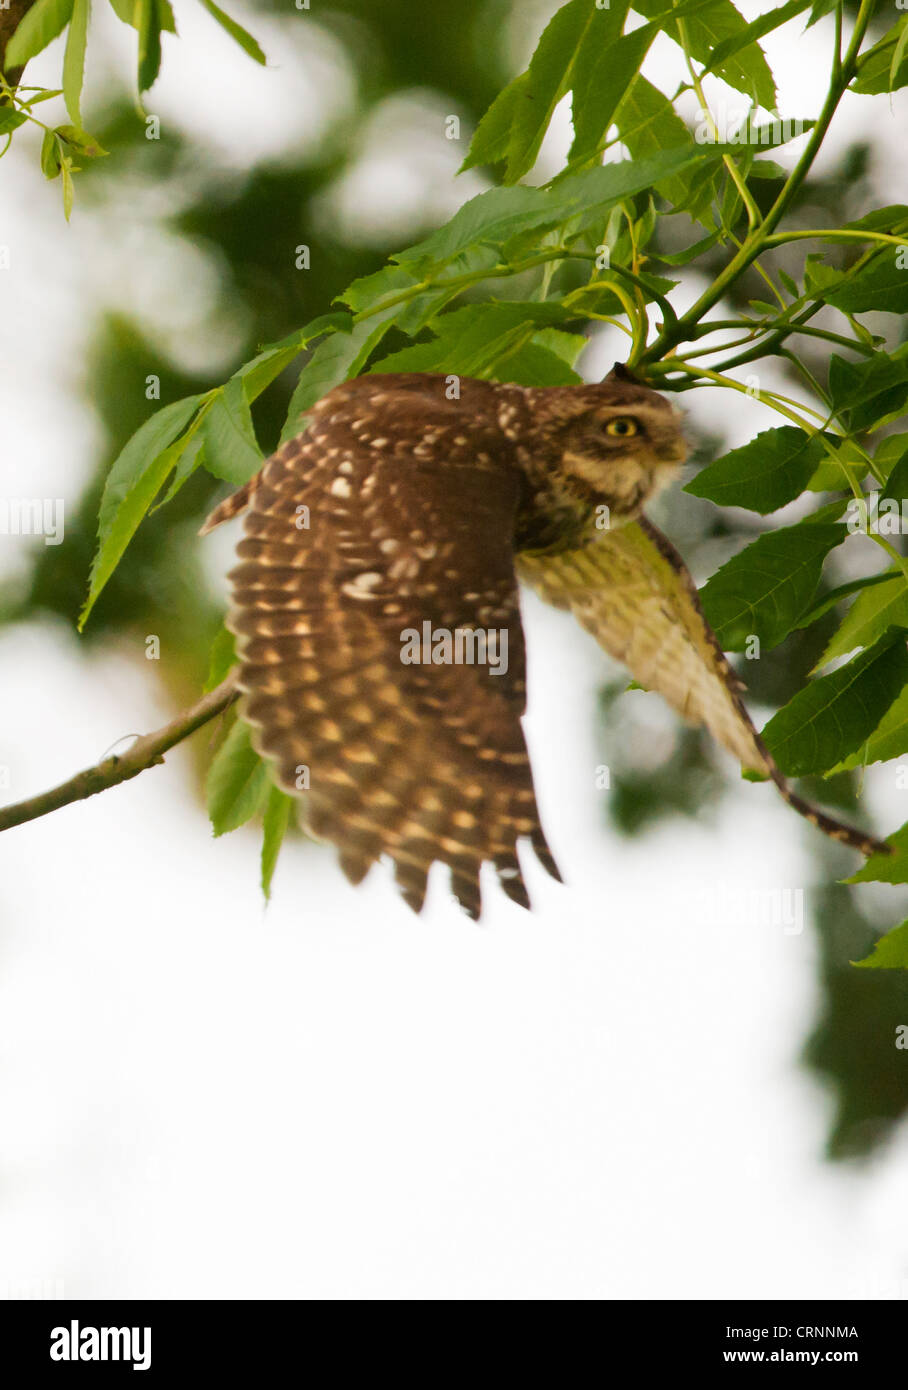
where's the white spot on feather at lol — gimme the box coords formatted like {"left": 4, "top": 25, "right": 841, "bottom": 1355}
{"left": 342, "top": 572, "right": 383, "bottom": 599}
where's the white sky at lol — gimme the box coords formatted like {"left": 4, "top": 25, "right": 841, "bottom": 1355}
{"left": 1, "top": 1, "right": 908, "bottom": 1300}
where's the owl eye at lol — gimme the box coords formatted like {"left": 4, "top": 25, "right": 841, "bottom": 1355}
{"left": 605, "top": 417, "right": 639, "bottom": 437}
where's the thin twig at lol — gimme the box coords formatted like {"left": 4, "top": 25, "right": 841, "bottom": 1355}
{"left": 0, "top": 675, "right": 238, "bottom": 834}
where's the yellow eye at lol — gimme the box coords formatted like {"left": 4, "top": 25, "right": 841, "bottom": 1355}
{"left": 605, "top": 417, "right": 639, "bottom": 437}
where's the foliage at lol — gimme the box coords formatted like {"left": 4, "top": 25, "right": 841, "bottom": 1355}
{"left": 4, "top": 0, "right": 908, "bottom": 1145}
{"left": 0, "top": 0, "right": 262, "bottom": 214}
{"left": 43, "top": 0, "right": 908, "bottom": 952}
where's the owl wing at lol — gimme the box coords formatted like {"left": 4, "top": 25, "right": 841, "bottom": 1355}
{"left": 218, "top": 380, "right": 560, "bottom": 920}
{"left": 516, "top": 516, "right": 774, "bottom": 777}
{"left": 517, "top": 517, "right": 891, "bottom": 858}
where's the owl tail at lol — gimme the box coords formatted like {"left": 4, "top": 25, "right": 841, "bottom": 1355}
{"left": 199, "top": 477, "right": 259, "bottom": 535}
{"left": 765, "top": 775, "right": 889, "bottom": 859}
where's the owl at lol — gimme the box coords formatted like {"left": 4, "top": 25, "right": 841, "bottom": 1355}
{"left": 202, "top": 368, "right": 884, "bottom": 919}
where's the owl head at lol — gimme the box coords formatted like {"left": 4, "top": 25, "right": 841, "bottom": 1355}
{"left": 519, "top": 365, "right": 687, "bottom": 518}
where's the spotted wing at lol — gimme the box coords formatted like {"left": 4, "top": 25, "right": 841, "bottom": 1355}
{"left": 517, "top": 516, "right": 774, "bottom": 776}
{"left": 220, "top": 380, "right": 560, "bottom": 919}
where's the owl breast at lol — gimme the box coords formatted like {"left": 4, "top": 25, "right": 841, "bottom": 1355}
{"left": 513, "top": 475, "right": 600, "bottom": 553}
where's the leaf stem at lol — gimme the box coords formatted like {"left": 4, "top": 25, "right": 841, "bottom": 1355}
{"left": 640, "top": 0, "right": 878, "bottom": 366}
{"left": 762, "top": 229, "right": 908, "bottom": 250}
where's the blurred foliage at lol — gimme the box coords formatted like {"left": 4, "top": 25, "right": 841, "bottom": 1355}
{"left": 8, "top": 0, "right": 516, "bottom": 668}
{"left": 806, "top": 869, "right": 908, "bottom": 1159}
{"left": 3, "top": 0, "right": 908, "bottom": 1158}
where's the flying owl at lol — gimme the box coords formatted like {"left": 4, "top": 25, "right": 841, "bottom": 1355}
{"left": 202, "top": 368, "right": 885, "bottom": 919}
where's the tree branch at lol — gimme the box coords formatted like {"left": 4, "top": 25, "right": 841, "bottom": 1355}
{"left": 0, "top": 675, "right": 239, "bottom": 834}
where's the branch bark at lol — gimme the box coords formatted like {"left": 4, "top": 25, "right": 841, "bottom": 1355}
{"left": 0, "top": 675, "right": 239, "bottom": 834}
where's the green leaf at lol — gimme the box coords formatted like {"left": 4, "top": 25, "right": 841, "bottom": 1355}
{"left": 653, "top": 230, "right": 721, "bottom": 265}
{"left": 684, "top": 427, "right": 825, "bottom": 514}
{"left": 880, "top": 436, "right": 908, "bottom": 493}
{"left": 569, "top": 21, "right": 657, "bottom": 167}
{"left": 0, "top": 109, "right": 28, "bottom": 137}
{"left": 369, "top": 300, "right": 572, "bottom": 379}
{"left": 793, "top": 570, "right": 903, "bottom": 632}
{"left": 150, "top": 432, "right": 204, "bottom": 511}
{"left": 699, "top": 522, "right": 845, "bottom": 651}
{"left": 63, "top": 0, "right": 90, "bottom": 126}
{"left": 82, "top": 433, "right": 191, "bottom": 617}
{"left": 280, "top": 310, "right": 397, "bottom": 444}
{"left": 852, "top": 15, "right": 908, "bottom": 95}
{"left": 848, "top": 823, "right": 908, "bottom": 889}
{"left": 811, "top": 437, "right": 874, "bottom": 493}
{"left": 460, "top": 0, "right": 721, "bottom": 177}
{"left": 202, "top": 377, "right": 262, "bottom": 484}
{"left": 390, "top": 185, "right": 545, "bottom": 269}
{"left": 805, "top": 457, "right": 849, "bottom": 493}
{"left": 744, "top": 158, "right": 782, "bottom": 179}
{"left": 204, "top": 623, "right": 236, "bottom": 692}
{"left": 828, "top": 351, "right": 908, "bottom": 434}
{"left": 831, "top": 685, "right": 908, "bottom": 774}
{"left": 55, "top": 123, "right": 106, "bottom": 158}
{"left": 80, "top": 395, "right": 203, "bottom": 627}
{"left": 612, "top": 76, "right": 714, "bottom": 226}
{"left": 61, "top": 158, "right": 74, "bottom": 220}
{"left": 744, "top": 118, "right": 816, "bottom": 148}
{"left": 231, "top": 314, "right": 347, "bottom": 403}
{"left": 106, "top": 0, "right": 130, "bottom": 25}
{"left": 529, "top": 325, "right": 587, "bottom": 366}
{"left": 108, "top": 0, "right": 175, "bottom": 30}
{"left": 852, "top": 921, "right": 908, "bottom": 970}
{"left": 340, "top": 249, "right": 505, "bottom": 335}
{"left": 40, "top": 129, "right": 62, "bottom": 179}
{"left": 458, "top": 0, "right": 631, "bottom": 180}
{"left": 890, "top": 15, "right": 908, "bottom": 95}
{"left": 806, "top": 0, "right": 837, "bottom": 27}
{"left": 207, "top": 718, "right": 270, "bottom": 837}
{"left": 460, "top": 76, "right": 529, "bottom": 173}
{"left": 844, "top": 205, "right": 908, "bottom": 235}
{"left": 800, "top": 497, "right": 849, "bottom": 525}
{"left": 5, "top": 0, "right": 74, "bottom": 68}
{"left": 136, "top": 0, "right": 162, "bottom": 93}
{"left": 761, "top": 629, "right": 908, "bottom": 778}
{"left": 60, "top": 0, "right": 89, "bottom": 127}
{"left": 700, "top": 0, "right": 811, "bottom": 79}
{"left": 632, "top": 0, "right": 776, "bottom": 108}
{"left": 803, "top": 252, "right": 846, "bottom": 299}
{"left": 405, "top": 274, "right": 502, "bottom": 339}
{"left": 815, "top": 571, "right": 908, "bottom": 669}
{"left": 398, "top": 148, "right": 710, "bottom": 272}
{"left": 198, "top": 0, "right": 266, "bottom": 65}
{"left": 825, "top": 247, "right": 908, "bottom": 316}
{"left": 261, "top": 784, "right": 294, "bottom": 901}
{"left": 509, "top": 0, "right": 631, "bottom": 182}
{"left": 481, "top": 336, "right": 583, "bottom": 387}
{"left": 339, "top": 263, "right": 428, "bottom": 315}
